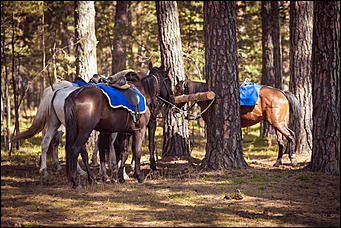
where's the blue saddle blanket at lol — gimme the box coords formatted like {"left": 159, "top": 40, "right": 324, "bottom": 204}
{"left": 73, "top": 81, "right": 146, "bottom": 114}
{"left": 239, "top": 83, "right": 263, "bottom": 106}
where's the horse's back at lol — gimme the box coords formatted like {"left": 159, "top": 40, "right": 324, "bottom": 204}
{"left": 259, "top": 86, "right": 289, "bottom": 106}
{"left": 53, "top": 86, "right": 81, "bottom": 125}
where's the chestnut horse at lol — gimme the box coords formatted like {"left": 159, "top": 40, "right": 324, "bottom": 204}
{"left": 175, "top": 80, "right": 301, "bottom": 167}
{"left": 64, "top": 63, "right": 174, "bottom": 188}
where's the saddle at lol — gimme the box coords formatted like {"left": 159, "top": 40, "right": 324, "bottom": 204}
{"left": 90, "top": 73, "right": 140, "bottom": 113}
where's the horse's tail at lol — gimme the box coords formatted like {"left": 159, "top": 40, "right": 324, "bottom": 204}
{"left": 11, "top": 86, "right": 54, "bottom": 143}
{"left": 64, "top": 88, "right": 80, "bottom": 179}
{"left": 283, "top": 91, "right": 302, "bottom": 150}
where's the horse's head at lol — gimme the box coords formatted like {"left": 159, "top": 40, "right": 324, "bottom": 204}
{"left": 174, "top": 80, "right": 186, "bottom": 96}
{"left": 148, "top": 62, "right": 175, "bottom": 106}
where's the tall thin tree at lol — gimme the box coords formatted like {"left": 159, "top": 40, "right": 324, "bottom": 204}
{"left": 202, "top": 1, "right": 247, "bottom": 170}
{"left": 311, "top": 1, "right": 340, "bottom": 176}
{"left": 112, "top": 1, "right": 128, "bottom": 74}
{"left": 289, "top": 1, "right": 313, "bottom": 155}
{"left": 156, "top": 1, "right": 190, "bottom": 159}
{"left": 260, "top": 1, "right": 282, "bottom": 139}
{"left": 75, "top": 1, "right": 97, "bottom": 82}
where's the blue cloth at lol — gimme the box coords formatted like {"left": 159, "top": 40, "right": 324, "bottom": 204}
{"left": 73, "top": 81, "right": 146, "bottom": 114}
{"left": 239, "top": 83, "right": 263, "bottom": 106}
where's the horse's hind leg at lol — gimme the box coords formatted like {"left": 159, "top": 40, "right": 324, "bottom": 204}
{"left": 52, "top": 130, "right": 64, "bottom": 171}
{"left": 116, "top": 134, "right": 129, "bottom": 183}
{"left": 80, "top": 144, "right": 94, "bottom": 185}
{"left": 98, "top": 132, "right": 111, "bottom": 183}
{"left": 273, "top": 130, "right": 285, "bottom": 167}
{"left": 41, "top": 113, "right": 61, "bottom": 177}
{"left": 133, "top": 128, "right": 147, "bottom": 183}
{"left": 271, "top": 122, "right": 296, "bottom": 166}
{"left": 108, "top": 132, "right": 118, "bottom": 173}
{"left": 148, "top": 120, "right": 157, "bottom": 171}
{"left": 285, "top": 127, "right": 297, "bottom": 166}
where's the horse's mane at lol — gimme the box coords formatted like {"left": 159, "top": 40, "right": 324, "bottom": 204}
{"left": 140, "top": 74, "right": 158, "bottom": 98}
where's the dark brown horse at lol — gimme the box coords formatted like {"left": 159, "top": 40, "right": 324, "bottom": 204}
{"left": 175, "top": 80, "right": 301, "bottom": 167}
{"left": 64, "top": 63, "right": 174, "bottom": 188}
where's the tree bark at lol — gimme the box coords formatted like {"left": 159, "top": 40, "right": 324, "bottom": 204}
{"left": 75, "top": 1, "right": 97, "bottom": 81}
{"left": 156, "top": 1, "right": 190, "bottom": 159}
{"left": 203, "top": 1, "right": 247, "bottom": 170}
{"left": 311, "top": 1, "right": 340, "bottom": 176}
{"left": 260, "top": 1, "right": 282, "bottom": 139}
{"left": 289, "top": 1, "right": 313, "bottom": 155}
{"left": 112, "top": 1, "right": 128, "bottom": 74}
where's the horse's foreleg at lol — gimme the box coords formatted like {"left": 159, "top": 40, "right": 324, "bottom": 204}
{"left": 148, "top": 120, "right": 157, "bottom": 170}
{"left": 133, "top": 128, "right": 146, "bottom": 183}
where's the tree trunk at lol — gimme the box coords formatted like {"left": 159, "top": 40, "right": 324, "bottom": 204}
{"left": 1, "top": 22, "right": 11, "bottom": 151}
{"left": 112, "top": 1, "right": 128, "bottom": 74}
{"left": 11, "top": 12, "right": 19, "bottom": 152}
{"left": 74, "top": 1, "right": 98, "bottom": 150}
{"left": 260, "top": 1, "right": 282, "bottom": 139}
{"left": 289, "top": 1, "right": 313, "bottom": 155}
{"left": 203, "top": 1, "right": 247, "bottom": 170}
{"left": 75, "top": 1, "right": 97, "bottom": 81}
{"left": 311, "top": 1, "right": 340, "bottom": 176}
{"left": 156, "top": 1, "right": 190, "bottom": 159}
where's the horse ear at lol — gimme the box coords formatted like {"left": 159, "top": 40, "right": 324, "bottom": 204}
{"left": 165, "top": 67, "right": 171, "bottom": 77}
{"left": 148, "top": 62, "right": 153, "bottom": 70}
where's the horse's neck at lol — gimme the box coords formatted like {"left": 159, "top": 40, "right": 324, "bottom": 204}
{"left": 133, "top": 82, "right": 153, "bottom": 105}
{"left": 189, "top": 80, "right": 207, "bottom": 93}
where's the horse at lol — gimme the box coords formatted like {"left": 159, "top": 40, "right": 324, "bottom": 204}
{"left": 124, "top": 65, "right": 172, "bottom": 171}
{"left": 174, "top": 79, "right": 301, "bottom": 167}
{"left": 11, "top": 80, "right": 90, "bottom": 177}
{"left": 64, "top": 63, "right": 174, "bottom": 188}
{"left": 10, "top": 74, "right": 127, "bottom": 178}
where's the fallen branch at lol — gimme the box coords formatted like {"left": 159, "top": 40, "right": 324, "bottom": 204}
{"left": 175, "top": 91, "right": 215, "bottom": 104}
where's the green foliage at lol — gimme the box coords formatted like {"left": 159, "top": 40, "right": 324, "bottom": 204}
{"left": 236, "top": 1, "right": 262, "bottom": 84}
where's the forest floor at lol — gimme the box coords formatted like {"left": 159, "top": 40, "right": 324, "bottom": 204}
{"left": 1, "top": 123, "right": 340, "bottom": 227}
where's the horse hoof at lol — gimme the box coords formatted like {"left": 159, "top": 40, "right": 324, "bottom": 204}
{"left": 102, "top": 176, "right": 111, "bottom": 183}
{"left": 291, "top": 162, "right": 297, "bottom": 167}
{"left": 40, "top": 169, "right": 49, "bottom": 178}
{"left": 119, "top": 178, "right": 125, "bottom": 184}
{"left": 273, "top": 162, "right": 280, "bottom": 167}
{"left": 79, "top": 171, "right": 88, "bottom": 178}
{"left": 90, "top": 162, "right": 99, "bottom": 167}
{"left": 73, "top": 184, "right": 83, "bottom": 190}
{"left": 137, "top": 176, "right": 144, "bottom": 183}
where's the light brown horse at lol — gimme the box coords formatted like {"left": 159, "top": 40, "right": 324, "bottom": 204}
{"left": 175, "top": 80, "right": 301, "bottom": 167}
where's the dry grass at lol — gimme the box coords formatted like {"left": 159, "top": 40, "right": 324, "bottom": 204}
{"left": 1, "top": 120, "right": 340, "bottom": 227}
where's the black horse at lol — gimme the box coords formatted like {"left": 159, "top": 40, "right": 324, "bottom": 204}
{"left": 64, "top": 63, "right": 174, "bottom": 188}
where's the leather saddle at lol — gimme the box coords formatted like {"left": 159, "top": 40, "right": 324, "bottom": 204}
{"left": 90, "top": 73, "right": 140, "bottom": 110}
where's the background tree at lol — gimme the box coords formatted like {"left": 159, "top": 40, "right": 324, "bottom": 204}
{"left": 74, "top": 1, "right": 97, "bottom": 81}
{"left": 156, "top": 1, "right": 190, "bottom": 159}
{"left": 74, "top": 1, "right": 98, "bottom": 150}
{"left": 311, "top": 1, "right": 340, "bottom": 176}
{"left": 202, "top": 1, "right": 248, "bottom": 170}
{"left": 260, "top": 1, "right": 282, "bottom": 139}
{"left": 289, "top": 1, "right": 313, "bottom": 155}
{"left": 112, "top": 1, "right": 128, "bottom": 74}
